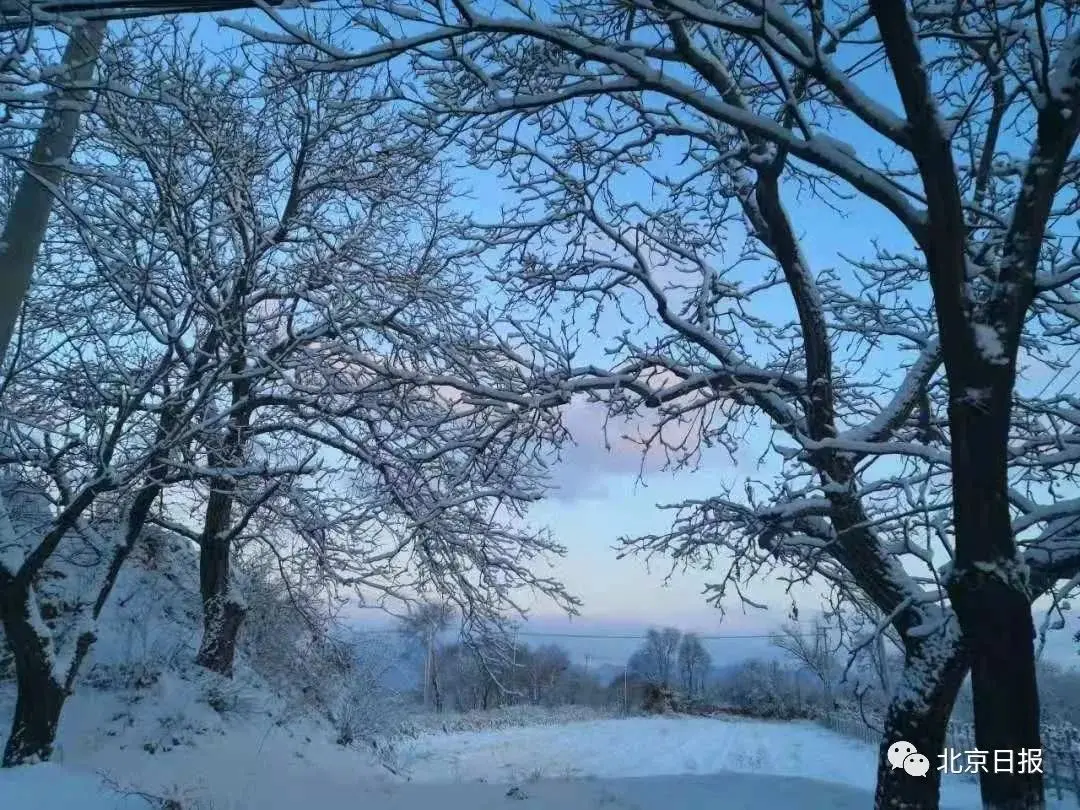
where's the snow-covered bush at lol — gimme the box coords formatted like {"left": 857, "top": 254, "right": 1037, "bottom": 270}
{"left": 232, "top": 557, "right": 358, "bottom": 713}
{"left": 82, "top": 662, "right": 162, "bottom": 693}
{"left": 235, "top": 563, "right": 323, "bottom": 692}
{"left": 1044, "top": 722, "right": 1080, "bottom": 755}
{"left": 404, "top": 704, "right": 613, "bottom": 735}
{"left": 228, "top": 556, "right": 413, "bottom": 752}
{"left": 331, "top": 684, "right": 402, "bottom": 750}
{"left": 198, "top": 672, "right": 256, "bottom": 718}
{"left": 641, "top": 684, "right": 678, "bottom": 715}
{"left": 327, "top": 634, "right": 413, "bottom": 759}
{"left": 718, "top": 659, "right": 820, "bottom": 720}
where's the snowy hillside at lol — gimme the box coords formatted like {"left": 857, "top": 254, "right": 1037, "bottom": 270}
{"left": 0, "top": 515, "right": 409, "bottom": 797}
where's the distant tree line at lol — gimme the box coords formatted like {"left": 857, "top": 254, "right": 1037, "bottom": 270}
{"left": 395, "top": 610, "right": 874, "bottom": 718}
{"left": 398, "top": 603, "right": 612, "bottom": 712}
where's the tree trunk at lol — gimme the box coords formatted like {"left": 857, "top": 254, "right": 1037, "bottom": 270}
{"left": 1, "top": 585, "right": 66, "bottom": 766}
{"left": 948, "top": 390, "right": 1043, "bottom": 809}
{"left": 193, "top": 336, "right": 252, "bottom": 677}
{"left": 195, "top": 529, "right": 245, "bottom": 676}
{"left": 194, "top": 484, "right": 244, "bottom": 676}
{"left": 0, "top": 21, "right": 106, "bottom": 366}
{"left": 949, "top": 572, "right": 1043, "bottom": 809}
{"left": 875, "top": 632, "right": 968, "bottom": 810}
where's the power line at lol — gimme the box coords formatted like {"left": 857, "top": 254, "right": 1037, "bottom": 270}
{"left": 507, "top": 630, "right": 787, "bottom": 641}
{"left": 353, "top": 627, "right": 814, "bottom": 641}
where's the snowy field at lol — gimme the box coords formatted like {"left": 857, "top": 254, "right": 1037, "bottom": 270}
{"left": 399, "top": 715, "right": 987, "bottom": 807}
{"left": 1, "top": 706, "right": 999, "bottom": 810}
{"left": 0, "top": 764, "right": 934, "bottom": 810}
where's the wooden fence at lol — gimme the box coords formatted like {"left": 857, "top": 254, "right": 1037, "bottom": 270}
{"left": 818, "top": 712, "right": 882, "bottom": 747}
{"left": 820, "top": 714, "right": 1080, "bottom": 806}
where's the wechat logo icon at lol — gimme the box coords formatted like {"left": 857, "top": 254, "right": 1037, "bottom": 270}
{"left": 887, "top": 741, "right": 930, "bottom": 777}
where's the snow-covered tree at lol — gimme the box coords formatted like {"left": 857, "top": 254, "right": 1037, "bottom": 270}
{"left": 0, "top": 0, "right": 295, "bottom": 368}
{"left": 521, "top": 643, "right": 571, "bottom": 706}
{"left": 400, "top": 600, "right": 455, "bottom": 711}
{"left": 257, "top": 3, "right": 1080, "bottom": 806}
{"left": 0, "top": 176, "right": 222, "bottom": 765}
{"left": 435, "top": 637, "right": 504, "bottom": 712}
{"left": 0, "top": 22, "right": 577, "bottom": 764}
{"left": 677, "top": 632, "right": 711, "bottom": 700}
{"left": 64, "top": 31, "right": 577, "bottom": 678}
{"left": 0, "top": 27, "right": 260, "bottom": 752}
{"left": 771, "top": 622, "right": 839, "bottom": 708}
{"left": 720, "top": 657, "right": 812, "bottom": 720}
{"left": 627, "top": 627, "right": 681, "bottom": 688}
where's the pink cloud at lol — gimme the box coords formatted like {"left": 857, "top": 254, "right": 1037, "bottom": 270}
{"left": 546, "top": 395, "right": 726, "bottom": 501}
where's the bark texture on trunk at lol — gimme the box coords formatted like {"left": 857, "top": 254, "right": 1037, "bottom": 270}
{"left": 195, "top": 588, "right": 245, "bottom": 676}
{"left": 875, "top": 631, "right": 968, "bottom": 810}
{"left": 949, "top": 574, "right": 1043, "bottom": 809}
{"left": 1, "top": 586, "right": 65, "bottom": 766}
{"left": 195, "top": 524, "right": 245, "bottom": 676}
{"left": 948, "top": 394, "right": 1044, "bottom": 810}
{"left": 193, "top": 323, "right": 252, "bottom": 676}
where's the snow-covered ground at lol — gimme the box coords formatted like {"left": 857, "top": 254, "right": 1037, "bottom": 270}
{"left": 399, "top": 714, "right": 978, "bottom": 799}
{"left": 3, "top": 698, "right": 997, "bottom": 810}
{"left": 0, "top": 763, "right": 152, "bottom": 810}
{"left": 0, "top": 763, "right": 940, "bottom": 810}
{"left": 398, "top": 715, "right": 987, "bottom": 808}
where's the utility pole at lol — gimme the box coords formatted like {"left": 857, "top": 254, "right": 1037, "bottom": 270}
{"left": 575, "top": 653, "right": 591, "bottom": 706}
{"left": 817, "top": 622, "right": 834, "bottom": 708}
{"left": 423, "top": 630, "right": 433, "bottom": 709}
{"left": 875, "top": 630, "right": 891, "bottom": 696}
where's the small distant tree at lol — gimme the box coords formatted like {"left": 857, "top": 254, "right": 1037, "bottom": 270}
{"left": 524, "top": 644, "right": 571, "bottom": 705}
{"left": 722, "top": 658, "right": 810, "bottom": 720}
{"left": 437, "top": 637, "right": 508, "bottom": 712}
{"left": 400, "top": 600, "right": 454, "bottom": 712}
{"left": 771, "top": 621, "right": 840, "bottom": 709}
{"left": 677, "top": 633, "right": 711, "bottom": 700}
{"left": 558, "top": 662, "right": 606, "bottom": 707}
{"left": 628, "top": 627, "right": 681, "bottom": 688}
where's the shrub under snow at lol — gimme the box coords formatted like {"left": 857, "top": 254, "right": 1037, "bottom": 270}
{"left": 405, "top": 703, "right": 615, "bottom": 735}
